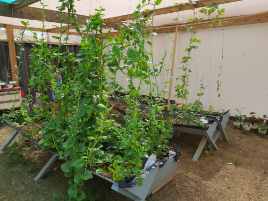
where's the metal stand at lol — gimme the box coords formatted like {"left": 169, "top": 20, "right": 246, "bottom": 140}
{"left": 0, "top": 130, "right": 19, "bottom": 151}
{"left": 173, "top": 112, "right": 230, "bottom": 161}
{"left": 34, "top": 155, "right": 59, "bottom": 181}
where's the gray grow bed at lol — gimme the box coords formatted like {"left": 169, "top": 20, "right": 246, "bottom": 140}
{"left": 1, "top": 118, "right": 180, "bottom": 201}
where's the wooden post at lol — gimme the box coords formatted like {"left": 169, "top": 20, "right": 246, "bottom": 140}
{"left": 6, "top": 24, "right": 18, "bottom": 82}
{"left": 167, "top": 26, "right": 178, "bottom": 107}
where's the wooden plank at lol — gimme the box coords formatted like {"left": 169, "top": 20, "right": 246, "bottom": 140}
{"left": 167, "top": 26, "right": 178, "bottom": 108}
{"left": 154, "top": 11, "right": 268, "bottom": 33}
{"left": 105, "top": 0, "right": 241, "bottom": 23}
{"left": 1, "top": 0, "right": 241, "bottom": 27}
{"left": 13, "top": 0, "right": 40, "bottom": 11}
{"left": 12, "top": 25, "right": 48, "bottom": 32}
{"left": 9, "top": 7, "right": 129, "bottom": 30}
{"left": 0, "top": 24, "right": 48, "bottom": 32}
{"left": 6, "top": 25, "right": 18, "bottom": 82}
{"left": 48, "top": 25, "right": 76, "bottom": 33}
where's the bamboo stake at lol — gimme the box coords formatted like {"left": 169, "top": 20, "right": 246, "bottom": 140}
{"left": 168, "top": 26, "right": 178, "bottom": 108}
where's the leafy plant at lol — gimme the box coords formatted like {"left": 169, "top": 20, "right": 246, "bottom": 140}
{"left": 235, "top": 108, "right": 245, "bottom": 122}
{"left": 12, "top": 0, "right": 176, "bottom": 200}
{"left": 258, "top": 122, "right": 267, "bottom": 132}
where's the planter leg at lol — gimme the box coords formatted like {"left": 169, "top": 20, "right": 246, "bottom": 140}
{"left": 201, "top": 130, "right": 218, "bottom": 150}
{"left": 173, "top": 131, "right": 182, "bottom": 138}
{"left": 208, "top": 128, "right": 220, "bottom": 149}
{"left": 34, "top": 155, "right": 59, "bottom": 181}
{"left": 0, "top": 130, "right": 19, "bottom": 151}
{"left": 193, "top": 136, "right": 207, "bottom": 161}
{"left": 218, "top": 123, "right": 228, "bottom": 142}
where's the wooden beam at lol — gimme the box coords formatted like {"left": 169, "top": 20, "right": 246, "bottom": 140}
{"left": 13, "top": 0, "right": 40, "bottom": 11}
{"left": 0, "top": 23, "right": 49, "bottom": 32}
{"left": 0, "top": 2, "right": 12, "bottom": 17}
{"left": 1, "top": 0, "right": 240, "bottom": 28}
{"left": 0, "top": 39, "right": 79, "bottom": 45}
{"left": 168, "top": 26, "right": 178, "bottom": 108}
{"left": 6, "top": 25, "right": 18, "bottom": 82}
{"left": 105, "top": 0, "right": 241, "bottom": 23}
{"left": 153, "top": 11, "right": 268, "bottom": 33}
{"left": 48, "top": 25, "right": 76, "bottom": 33}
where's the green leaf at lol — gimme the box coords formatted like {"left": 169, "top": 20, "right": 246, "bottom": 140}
{"left": 72, "top": 159, "right": 85, "bottom": 168}
{"left": 80, "top": 170, "right": 93, "bottom": 180}
{"left": 144, "top": 80, "right": 151, "bottom": 85}
{"left": 133, "top": 157, "right": 142, "bottom": 165}
{"left": 146, "top": 41, "right": 152, "bottom": 46}
{"left": 96, "top": 168, "right": 104, "bottom": 174}
{"left": 108, "top": 36, "right": 113, "bottom": 42}
{"left": 64, "top": 172, "right": 73, "bottom": 177}
{"left": 68, "top": 184, "right": 78, "bottom": 198}
{"left": 136, "top": 4, "right": 141, "bottom": 9}
{"left": 96, "top": 117, "right": 102, "bottom": 125}
{"left": 112, "top": 45, "right": 120, "bottom": 55}
{"left": 114, "top": 155, "right": 123, "bottom": 163}
{"left": 127, "top": 48, "right": 139, "bottom": 61}
{"left": 88, "top": 136, "right": 96, "bottom": 141}
{"left": 61, "top": 162, "right": 73, "bottom": 173}
{"left": 76, "top": 190, "right": 86, "bottom": 201}
{"left": 137, "top": 177, "right": 143, "bottom": 186}
{"left": 92, "top": 79, "right": 101, "bottom": 86}
{"left": 155, "top": 0, "right": 162, "bottom": 5}
{"left": 74, "top": 174, "right": 83, "bottom": 184}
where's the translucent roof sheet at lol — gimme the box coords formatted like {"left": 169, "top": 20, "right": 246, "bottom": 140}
{"left": 0, "top": 0, "right": 18, "bottom": 3}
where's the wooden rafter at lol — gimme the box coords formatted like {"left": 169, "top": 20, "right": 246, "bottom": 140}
{"left": 48, "top": 25, "right": 76, "bottom": 33}
{"left": 1, "top": 0, "right": 241, "bottom": 29}
{"left": 0, "top": 39, "right": 79, "bottom": 45}
{"left": 153, "top": 11, "right": 268, "bottom": 33}
{"left": 105, "top": 0, "right": 241, "bottom": 23}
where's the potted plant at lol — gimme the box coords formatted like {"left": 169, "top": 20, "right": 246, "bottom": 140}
{"left": 249, "top": 112, "right": 258, "bottom": 133}
{"left": 242, "top": 122, "right": 251, "bottom": 134}
{"left": 257, "top": 115, "right": 267, "bottom": 138}
{"left": 258, "top": 122, "right": 267, "bottom": 138}
{"left": 0, "top": 81, "right": 5, "bottom": 89}
{"left": 233, "top": 108, "right": 245, "bottom": 129}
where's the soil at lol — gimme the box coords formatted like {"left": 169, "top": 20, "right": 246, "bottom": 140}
{"left": 1, "top": 120, "right": 268, "bottom": 201}
{"left": 110, "top": 100, "right": 198, "bottom": 126}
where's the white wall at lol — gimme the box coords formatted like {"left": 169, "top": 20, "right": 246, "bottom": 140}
{"left": 147, "top": 23, "right": 268, "bottom": 117}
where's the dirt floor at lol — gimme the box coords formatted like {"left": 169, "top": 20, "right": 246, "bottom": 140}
{"left": 1, "top": 121, "right": 268, "bottom": 201}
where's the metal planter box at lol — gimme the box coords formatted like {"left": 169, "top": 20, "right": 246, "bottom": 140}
{"left": 109, "top": 151, "right": 178, "bottom": 201}
{"left": 1, "top": 118, "right": 179, "bottom": 201}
